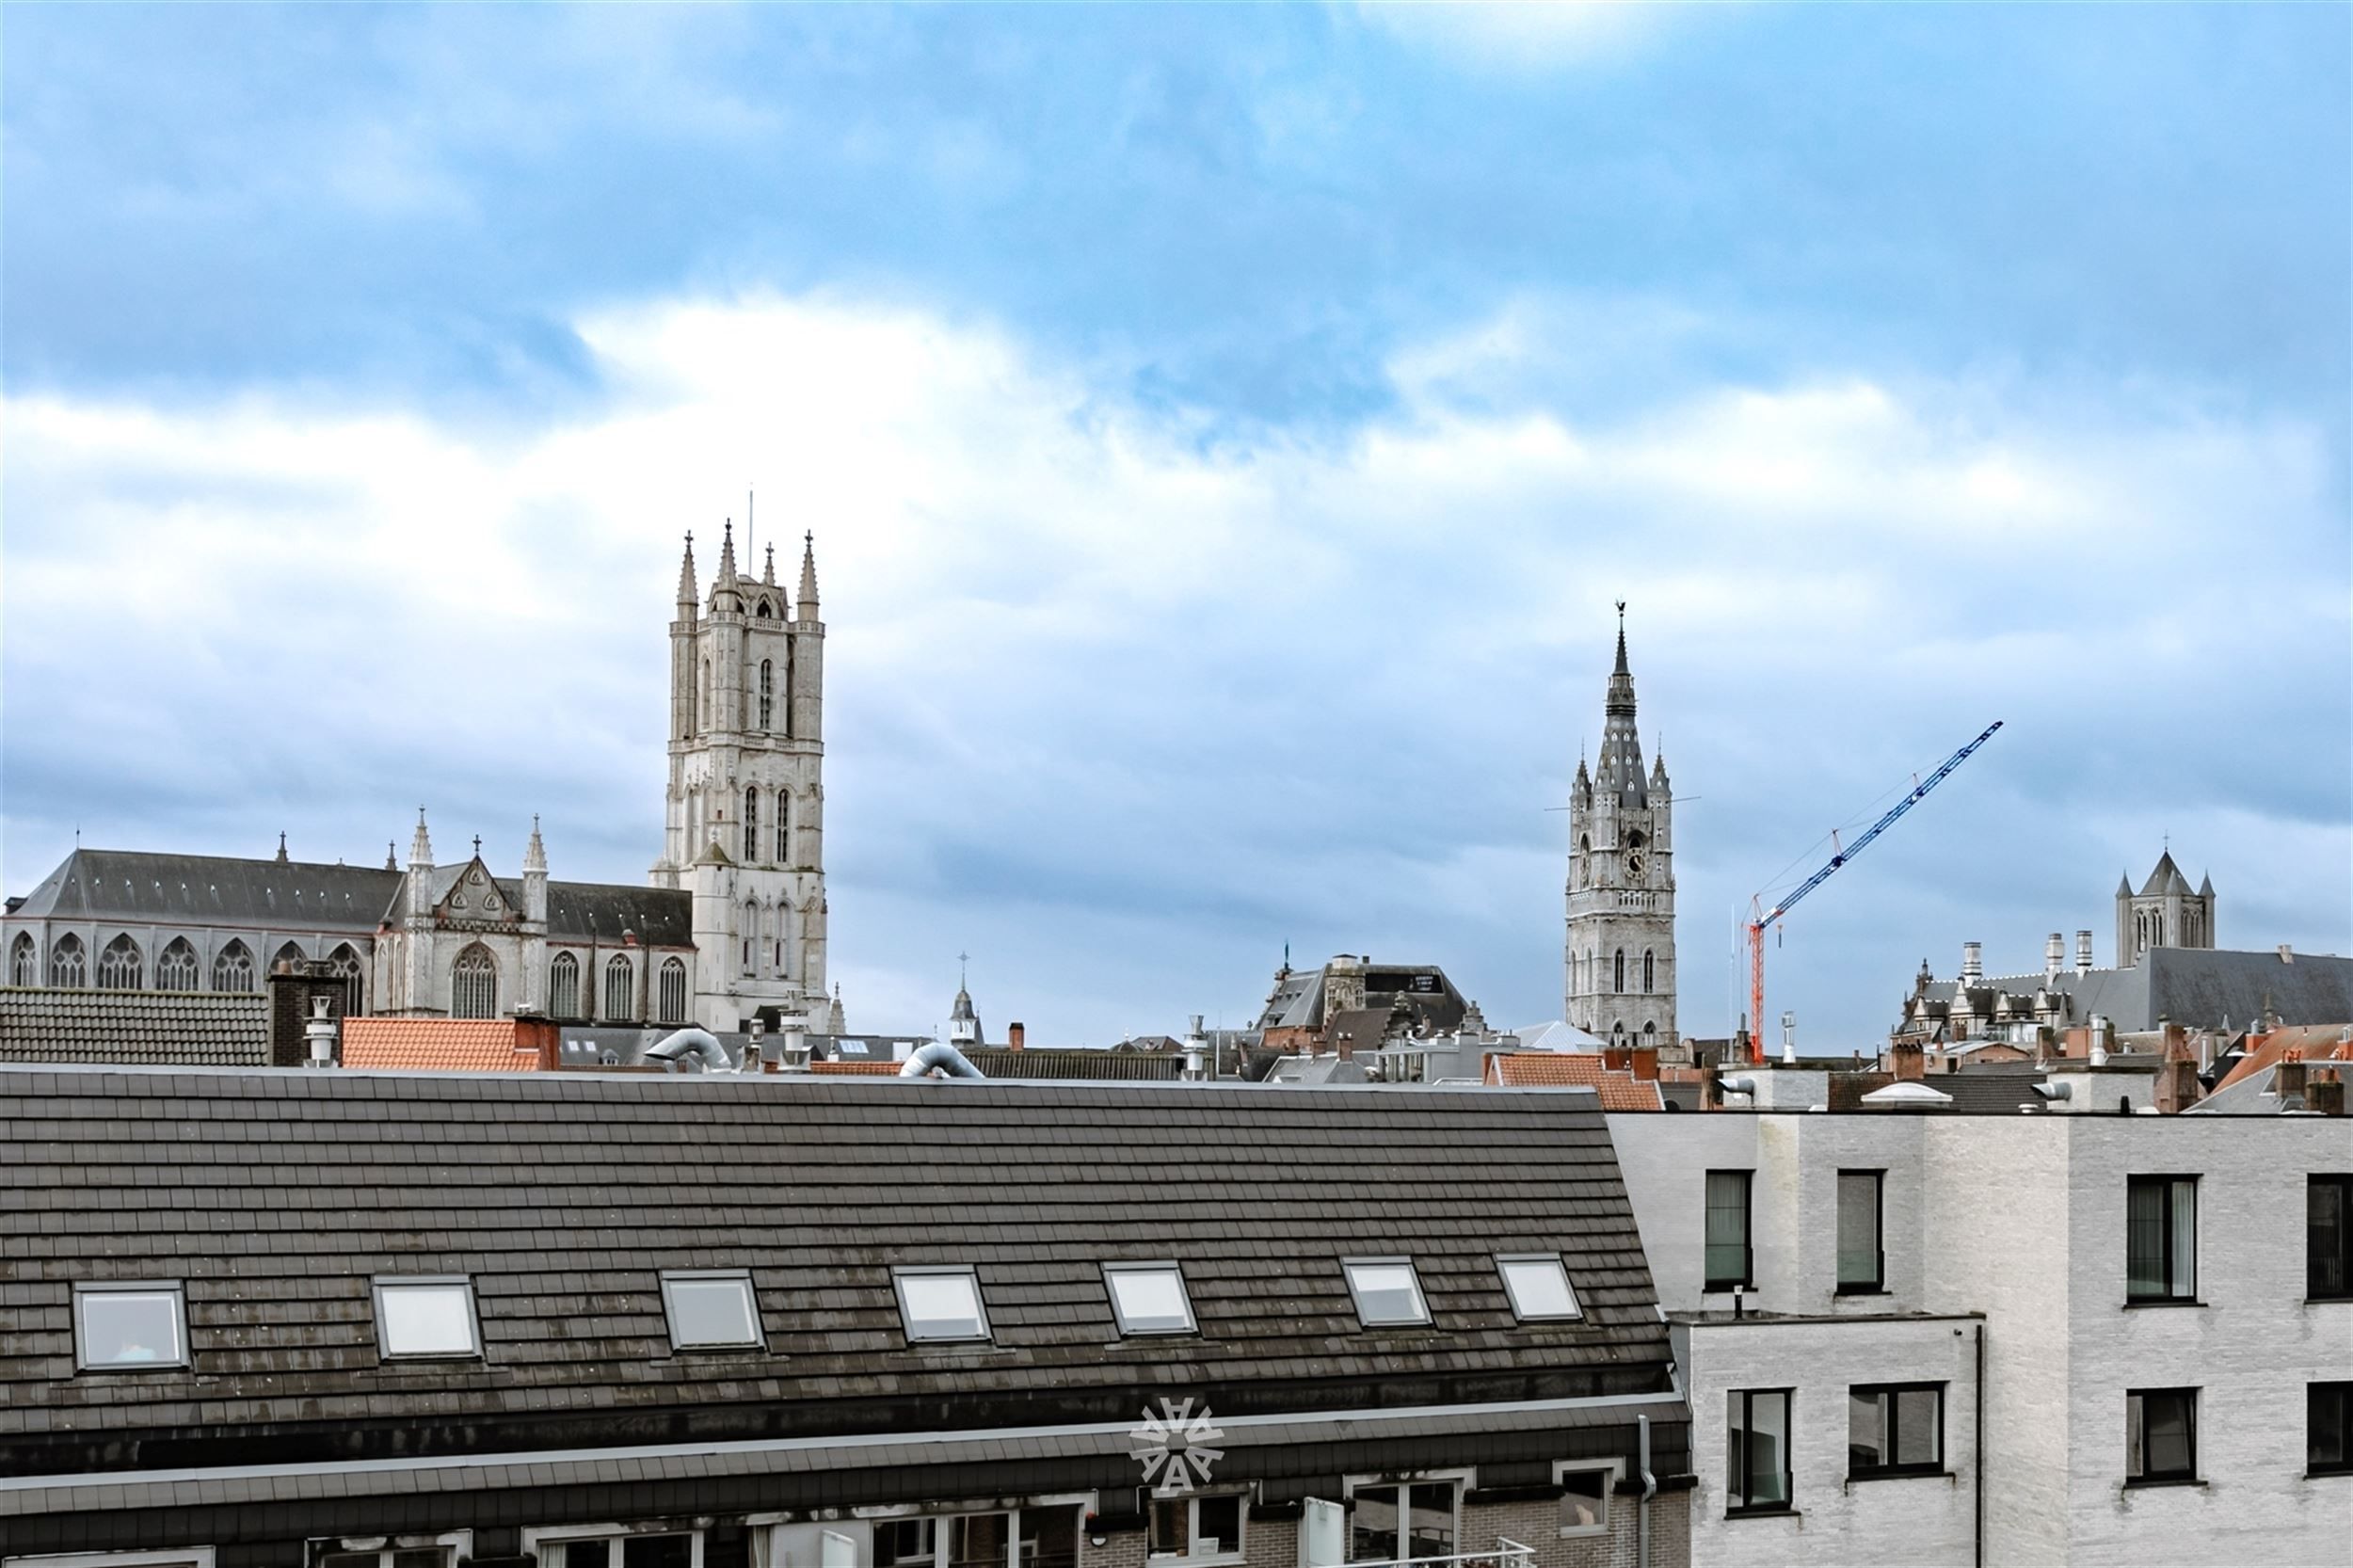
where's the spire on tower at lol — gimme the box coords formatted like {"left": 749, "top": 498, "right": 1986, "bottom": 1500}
{"left": 523, "top": 814, "right": 548, "bottom": 874}
{"left": 1614, "top": 600, "right": 1629, "bottom": 677}
{"left": 408, "top": 808, "right": 434, "bottom": 870}
{"left": 764, "top": 541, "right": 777, "bottom": 586}
{"left": 797, "top": 531, "right": 820, "bottom": 616}
{"left": 275, "top": 831, "right": 289, "bottom": 864}
{"left": 1598, "top": 601, "right": 1647, "bottom": 806}
{"left": 676, "top": 532, "right": 698, "bottom": 609}
{"left": 717, "top": 520, "right": 740, "bottom": 584}
{"left": 385, "top": 841, "right": 398, "bottom": 872}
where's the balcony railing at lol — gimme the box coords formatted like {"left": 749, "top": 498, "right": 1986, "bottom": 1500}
{"left": 1337, "top": 1540, "right": 1535, "bottom": 1568}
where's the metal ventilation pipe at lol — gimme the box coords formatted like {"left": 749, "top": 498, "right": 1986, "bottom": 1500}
{"left": 1181, "top": 1015, "right": 1208, "bottom": 1081}
{"left": 900, "top": 1040, "right": 985, "bottom": 1080}
{"left": 644, "top": 1027, "right": 731, "bottom": 1073}
{"left": 1720, "top": 1074, "right": 1759, "bottom": 1100}
{"left": 305, "top": 997, "right": 339, "bottom": 1069}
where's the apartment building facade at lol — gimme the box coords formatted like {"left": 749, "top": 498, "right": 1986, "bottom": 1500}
{"left": 1609, "top": 1111, "right": 2353, "bottom": 1568}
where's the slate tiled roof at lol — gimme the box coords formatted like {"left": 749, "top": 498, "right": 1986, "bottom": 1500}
{"left": 1483, "top": 1051, "right": 1664, "bottom": 1110}
{"left": 340, "top": 1017, "right": 550, "bottom": 1072}
{"left": 1909, "top": 947, "right": 2353, "bottom": 1034}
{"left": 8, "top": 848, "right": 397, "bottom": 934}
{"left": 0, "top": 987, "right": 269, "bottom": 1066}
{"left": 0, "top": 1069, "right": 1673, "bottom": 1476}
{"left": 542, "top": 881, "right": 694, "bottom": 947}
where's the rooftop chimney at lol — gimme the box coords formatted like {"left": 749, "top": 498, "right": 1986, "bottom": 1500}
{"left": 2045, "top": 934, "right": 2064, "bottom": 984}
{"left": 1961, "top": 941, "right": 1983, "bottom": 985}
{"left": 1007, "top": 1020, "right": 1026, "bottom": 1051}
{"left": 1892, "top": 1041, "right": 1926, "bottom": 1081}
{"left": 2076, "top": 930, "right": 2093, "bottom": 974}
{"left": 2309, "top": 1075, "right": 2345, "bottom": 1117}
{"left": 305, "top": 997, "right": 338, "bottom": 1068}
{"left": 1181, "top": 1016, "right": 1208, "bottom": 1082}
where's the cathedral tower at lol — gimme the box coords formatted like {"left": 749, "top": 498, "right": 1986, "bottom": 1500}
{"left": 1565, "top": 606, "right": 1677, "bottom": 1047}
{"left": 652, "top": 523, "right": 828, "bottom": 1031}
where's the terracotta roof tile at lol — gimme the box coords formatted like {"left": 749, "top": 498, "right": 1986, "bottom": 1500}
{"left": 341, "top": 1017, "right": 547, "bottom": 1072}
{"left": 1483, "top": 1051, "right": 1663, "bottom": 1110}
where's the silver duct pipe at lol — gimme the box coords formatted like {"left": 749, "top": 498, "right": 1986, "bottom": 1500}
{"left": 900, "top": 1040, "right": 986, "bottom": 1080}
{"left": 1637, "top": 1413, "right": 1656, "bottom": 1568}
{"left": 644, "top": 1027, "right": 732, "bottom": 1073}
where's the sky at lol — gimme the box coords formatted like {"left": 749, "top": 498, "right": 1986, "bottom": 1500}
{"left": 4, "top": 4, "right": 2347, "bottom": 1048}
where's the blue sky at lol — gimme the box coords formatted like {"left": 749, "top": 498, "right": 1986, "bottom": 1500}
{"left": 5, "top": 4, "right": 2347, "bottom": 1045}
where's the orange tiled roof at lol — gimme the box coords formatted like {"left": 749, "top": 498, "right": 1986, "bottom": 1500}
{"left": 811, "top": 1060, "right": 900, "bottom": 1076}
{"left": 1483, "top": 1051, "right": 1664, "bottom": 1111}
{"left": 342, "top": 1018, "right": 547, "bottom": 1073}
{"left": 2211, "top": 1025, "right": 2353, "bottom": 1092}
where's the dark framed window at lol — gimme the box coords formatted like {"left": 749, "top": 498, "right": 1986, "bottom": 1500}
{"left": 1849, "top": 1384, "right": 1943, "bottom": 1478}
{"left": 2126, "top": 1176, "right": 2197, "bottom": 1303}
{"left": 1348, "top": 1480, "right": 1457, "bottom": 1564}
{"left": 2125, "top": 1387, "right": 2197, "bottom": 1483}
{"left": 1836, "top": 1171, "right": 1884, "bottom": 1293}
{"left": 2311, "top": 1176, "right": 2353, "bottom": 1300}
{"left": 1705, "top": 1170, "right": 1753, "bottom": 1290}
{"left": 2312, "top": 1383, "right": 2353, "bottom": 1477}
{"left": 72, "top": 1282, "right": 189, "bottom": 1370}
{"left": 1727, "top": 1388, "right": 1793, "bottom": 1512}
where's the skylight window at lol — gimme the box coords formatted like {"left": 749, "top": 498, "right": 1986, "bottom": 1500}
{"left": 661, "top": 1270, "right": 763, "bottom": 1351}
{"left": 1104, "top": 1262, "right": 1197, "bottom": 1336}
{"left": 1497, "top": 1255, "right": 1584, "bottom": 1321}
{"left": 73, "top": 1283, "right": 187, "bottom": 1370}
{"left": 372, "top": 1276, "right": 483, "bottom": 1359}
{"left": 1342, "top": 1257, "right": 1431, "bottom": 1327}
{"left": 894, "top": 1266, "right": 990, "bottom": 1343}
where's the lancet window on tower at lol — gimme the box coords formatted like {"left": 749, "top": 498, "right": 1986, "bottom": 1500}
{"left": 1643, "top": 950, "right": 1655, "bottom": 994}
{"left": 744, "top": 787, "right": 760, "bottom": 863}
{"left": 776, "top": 790, "right": 791, "bottom": 863}
{"left": 10, "top": 933, "right": 38, "bottom": 986}
{"left": 1614, "top": 950, "right": 1626, "bottom": 994}
{"left": 760, "top": 660, "right": 774, "bottom": 729}
{"left": 742, "top": 901, "right": 760, "bottom": 976}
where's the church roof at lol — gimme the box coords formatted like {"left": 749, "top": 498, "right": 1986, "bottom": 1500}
{"left": 1908, "top": 946, "right": 2352, "bottom": 1034}
{"left": 543, "top": 881, "right": 693, "bottom": 947}
{"left": 8, "top": 848, "right": 397, "bottom": 936}
{"left": 2138, "top": 851, "right": 2193, "bottom": 898}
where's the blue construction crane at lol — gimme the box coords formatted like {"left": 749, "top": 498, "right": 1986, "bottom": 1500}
{"left": 1744, "top": 720, "right": 2004, "bottom": 1064}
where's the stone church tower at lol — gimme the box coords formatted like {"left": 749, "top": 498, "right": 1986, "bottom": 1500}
{"left": 1564, "top": 607, "right": 1677, "bottom": 1048}
{"left": 2115, "top": 849, "right": 2215, "bottom": 968}
{"left": 651, "top": 523, "right": 829, "bottom": 1032}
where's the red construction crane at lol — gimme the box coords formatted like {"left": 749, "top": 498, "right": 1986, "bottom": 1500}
{"left": 1744, "top": 721, "right": 2004, "bottom": 1064}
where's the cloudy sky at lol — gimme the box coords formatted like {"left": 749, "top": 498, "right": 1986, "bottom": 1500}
{"left": 4, "top": 5, "right": 2346, "bottom": 1047}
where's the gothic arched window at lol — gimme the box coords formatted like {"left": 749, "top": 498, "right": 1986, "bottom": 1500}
{"left": 601, "top": 953, "right": 632, "bottom": 1020}
{"left": 744, "top": 787, "right": 760, "bottom": 862}
{"left": 328, "top": 943, "right": 364, "bottom": 1016}
{"left": 50, "top": 934, "right": 86, "bottom": 987}
{"left": 550, "top": 951, "right": 581, "bottom": 1018}
{"left": 1642, "top": 1022, "right": 1657, "bottom": 1048}
{"left": 659, "top": 957, "right": 687, "bottom": 1024}
{"left": 741, "top": 901, "right": 760, "bottom": 976}
{"left": 272, "top": 940, "right": 305, "bottom": 976}
{"left": 97, "top": 935, "right": 143, "bottom": 990}
{"left": 451, "top": 944, "right": 497, "bottom": 1019}
{"left": 1643, "top": 949, "right": 1655, "bottom": 994}
{"left": 11, "top": 933, "right": 39, "bottom": 986}
{"left": 211, "top": 939, "right": 254, "bottom": 994}
{"left": 759, "top": 660, "right": 774, "bottom": 730}
{"left": 700, "top": 660, "right": 711, "bottom": 729}
{"left": 1613, "top": 949, "right": 1625, "bottom": 994}
{"left": 157, "top": 937, "right": 199, "bottom": 991}
{"left": 776, "top": 789, "right": 791, "bottom": 864}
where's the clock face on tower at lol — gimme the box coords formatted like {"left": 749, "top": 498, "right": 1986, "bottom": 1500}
{"left": 1627, "top": 853, "right": 1643, "bottom": 879}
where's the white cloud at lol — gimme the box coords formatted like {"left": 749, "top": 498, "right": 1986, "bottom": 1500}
{"left": 3, "top": 289, "right": 2344, "bottom": 1045}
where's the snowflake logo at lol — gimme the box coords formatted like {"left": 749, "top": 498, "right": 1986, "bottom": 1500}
{"left": 1129, "top": 1396, "right": 1225, "bottom": 1496}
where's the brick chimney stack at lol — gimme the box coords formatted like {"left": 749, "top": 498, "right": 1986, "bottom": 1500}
{"left": 1007, "top": 1021, "right": 1026, "bottom": 1051}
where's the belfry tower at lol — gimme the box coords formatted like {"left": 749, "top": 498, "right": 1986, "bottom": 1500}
{"left": 652, "top": 523, "right": 828, "bottom": 1031}
{"left": 1565, "top": 605, "right": 1678, "bottom": 1048}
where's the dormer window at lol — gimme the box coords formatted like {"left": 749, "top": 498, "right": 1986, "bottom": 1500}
{"left": 1495, "top": 1255, "right": 1583, "bottom": 1321}
{"left": 372, "top": 1276, "right": 483, "bottom": 1359}
{"left": 74, "top": 1282, "right": 188, "bottom": 1369}
{"left": 1104, "top": 1262, "right": 1196, "bottom": 1336}
{"left": 894, "top": 1266, "right": 989, "bottom": 1343}
{"left": 1341, "top": 1257, "right": 1430, "bottom": 1327}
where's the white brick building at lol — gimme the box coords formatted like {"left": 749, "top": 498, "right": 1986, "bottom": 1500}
{"left": 1609, "top": 1111, "right": 2353, "bottom": 1567}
